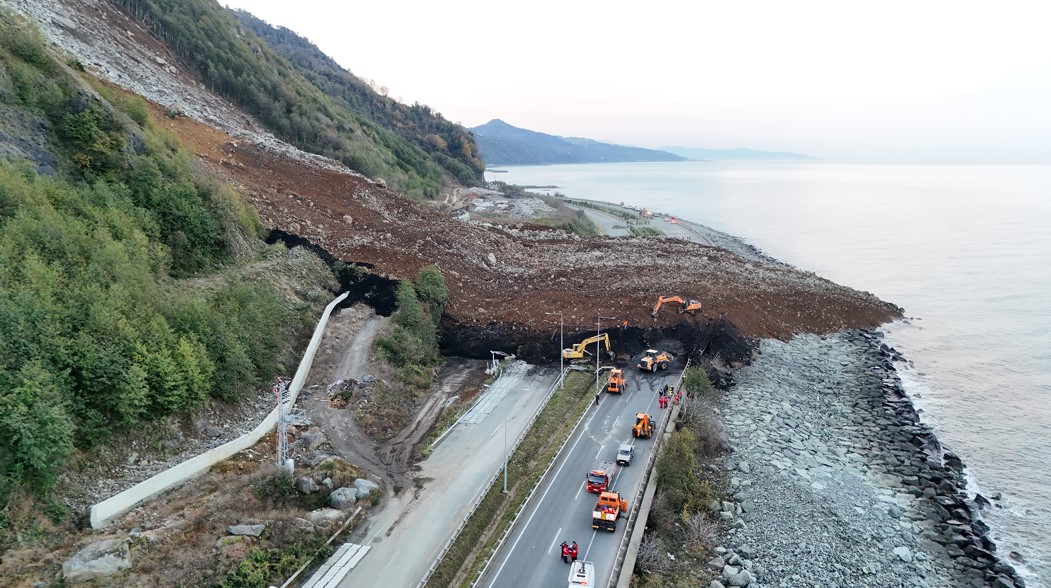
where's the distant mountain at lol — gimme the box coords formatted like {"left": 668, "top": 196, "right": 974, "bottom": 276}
{"left": 471, "top": 120, "right": 685, "bottom": 166}
{"left": 660, "top": 146, "right": 817, "bottom": 161}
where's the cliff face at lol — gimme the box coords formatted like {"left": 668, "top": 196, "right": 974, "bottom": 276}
{"left": 6, "top": 0, "right": 901, "bottom": 362}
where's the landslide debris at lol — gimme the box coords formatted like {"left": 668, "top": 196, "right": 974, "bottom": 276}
{"left": 11, "top": 0, "right": 901, "bottom": 361}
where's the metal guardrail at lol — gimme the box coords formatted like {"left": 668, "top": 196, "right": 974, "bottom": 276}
{"left": 606, "top": 360, "right": 689, "bottom": 586}
{"left": 415, "top": 366, "right": 568, "bottom": 588}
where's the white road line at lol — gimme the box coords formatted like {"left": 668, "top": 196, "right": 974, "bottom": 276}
{"left": 574, "top": 480, "right": 585, "bottom": 502}
{"left": 548, "top": 528, "right": 562, "bottom": 555}
{"left": 485, "top": 408, "right": 601, "bottom": 588}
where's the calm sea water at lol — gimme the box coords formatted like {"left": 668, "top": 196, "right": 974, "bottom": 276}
{"left": 487, "top": 161, "right": 1051, "bottom": 585}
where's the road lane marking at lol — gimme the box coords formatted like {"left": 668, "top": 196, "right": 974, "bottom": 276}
{"left": 485, "top": 408, "right": 601, "bottom": 588}
{"left": 574, "top": 479, "right": 585, "bottom": 502}
{"left": 549, "top": 528, "right": 562, "bottom": 555}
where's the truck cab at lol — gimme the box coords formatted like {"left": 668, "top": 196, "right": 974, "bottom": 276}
{"left": 586, "top": 461, "right": 615, "bottom": 493}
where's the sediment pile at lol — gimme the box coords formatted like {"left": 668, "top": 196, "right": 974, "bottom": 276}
{"left": 711, "top": 330, "right": 1025, "bottom": 588}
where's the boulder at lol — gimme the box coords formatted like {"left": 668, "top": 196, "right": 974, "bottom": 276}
{"left": 352, "top": 478, "right": 380, "bottom": 499}
{"left": 307, "top": 508, "right": 345, "bottom": 526}
{"left": 726, "top": 570, "right": 752, "bottom": 587}
{"left": 892, "top": 546, "right": 913, "bottom": 562}
{"left": 293, "top": 517, "right": 316, "bottom": 533}
{"left": 296, "top": 476, "right": 320, "bottom": 494}
{"left": 227, "top": 524, "right": 265, "bottom": 537}
{"left": 62, "top": 539, "right": 131, "bottom": 583}
{"left": 973, "top": 493, "right": 992, "bottom": 510}
{"left": 299, "top": 431, "right": 326, "bottom": 450}
{"left": 329, "top": 487, "right": 358, "bottom": 509}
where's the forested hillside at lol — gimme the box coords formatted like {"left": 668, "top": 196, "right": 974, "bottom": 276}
{"left": 0, "top": 12, "right": 324, "bottom": 505}
{"left": 471, "top": 119, "right": 686, "bottom": 165}
{"left": 108, "top": 0, "right": 482, "bottom": 198}
{"left": 232, "top": 10, "right": 484, "bottom": 187}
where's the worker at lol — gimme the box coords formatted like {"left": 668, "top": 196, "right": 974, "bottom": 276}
{"left": 561, "top": 541, "right": 570, "bottom": 563}
{"left": 570, "top": 541, "right": 579, "bottom": 562}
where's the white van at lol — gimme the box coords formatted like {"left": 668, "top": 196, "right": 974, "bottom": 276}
{"left": 568, "top": 560, "right": 595, "bottom": 587}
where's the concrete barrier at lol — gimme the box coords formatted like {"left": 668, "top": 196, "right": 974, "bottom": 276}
{"left": 90, "top": 291, "right": 350, "bottom": 528}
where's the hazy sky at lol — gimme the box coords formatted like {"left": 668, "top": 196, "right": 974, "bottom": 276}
{"left": 221, "top": 1, "right": 1051, "bottom": 162}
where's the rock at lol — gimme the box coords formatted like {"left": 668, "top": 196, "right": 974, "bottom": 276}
{"left": 710, "top": 582, "right": 727, "bottom": 588}
{"left": 352, "top": 478, "right": 381, "bottom": 499}
{"left": 740, "top": 499, "right": 754, "bottom": 513}
{"left": 296, "top": 476, "right": 320, "bottom": 494}
{"left": 892, "top": 545, "right": 913, "bottom": 562}
{"left": 62, "top": 539, "right": 131, "bottom": 583}
{"left": 307, "top": 508, "right": 345, "bottom": 526}
{"left": 722, "top": 564, "right": 741, "bottom": 578}
{"left": 322, "top": 477, "right": 334, "bottom": 491}
{"left": 973, "top": 493, "right": 992, "bottom": 510}
{"left": 708, "top": 500, "right": 722, "bottom": 513}
{"left": 204, "top": 425, "right": 223, "bottom": 438}
{"left": 293, "top": 517, "right": 316, "bottom": 533}
{"left": 739, "top": 545, "right": 756, "bottom": 559}
{"left": 329, "top": 487, "right": 358, "bottom": 509}
{"left": 707, "top": 556, "right": 726, "bottom": 570}
{"left": 991, "top": 576, "right": 1015, "bottom": 588}
{"left": 227, "top": 524, "right": 265, "bottom": 537}
{"left": 726, "top": 570, "right": 752, "bottom": 587}
{"left": 487, "top": 252, "right": 497, "bottom": 265}
{"left": 737, "top": 461, "right": 751, "bottom": 474}
{"left": 299, "top": 431, "right": 326, "bottom": 450}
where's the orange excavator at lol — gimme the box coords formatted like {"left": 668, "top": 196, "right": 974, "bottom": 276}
{"left": 651, "top": 295, "right": 702, "bottom": 317}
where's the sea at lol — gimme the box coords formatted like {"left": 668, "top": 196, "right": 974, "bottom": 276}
{"left": 486, "top": 161, "right": 1051, "bottom": 586}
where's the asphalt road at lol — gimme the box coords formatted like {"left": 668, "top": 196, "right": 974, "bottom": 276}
{"left": 569, "top": 203, "right": 714, "bottom": 246}
{"left": 337, "top": 362, "right": 559, "bottom": 587}
{"left": 480, "top": 363, "right": 678, "bottom": 588}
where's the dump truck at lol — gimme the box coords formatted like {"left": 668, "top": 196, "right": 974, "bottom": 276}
{"left": 592, "top": 491, "right": 628, "bottom": 531}
{"left": 638, "top": 349, "right": 674, "bottom": 372}
{"left": 632, "top": 413, "right": 653, "bottom": 438}
{"left": 586, "top": 461, "right": 616, "bottom": 493}
{"left": 606, "top": 367, "right": 626, "bottom": 394}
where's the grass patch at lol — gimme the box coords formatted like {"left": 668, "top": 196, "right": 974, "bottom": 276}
{"left": 628, "top": 225, "right": 662, "bottom": 237}
{"left": 424, "top": 371, "right": 595, "bottom": 587}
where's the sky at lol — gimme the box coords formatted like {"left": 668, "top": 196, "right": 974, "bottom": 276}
{"left": 220, "top": 0, "right": 1051, "bottom": 162}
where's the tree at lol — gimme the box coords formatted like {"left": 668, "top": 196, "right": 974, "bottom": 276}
{"left": 0, "top": 362, "right": 75, "bottom": 492}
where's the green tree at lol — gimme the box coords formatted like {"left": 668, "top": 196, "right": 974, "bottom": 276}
{"left": 0, "top": 362, "right": 75, "bottom": 492}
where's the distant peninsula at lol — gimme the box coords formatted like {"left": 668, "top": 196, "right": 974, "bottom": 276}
{"left": 470, "top": 119, "right": 685, "bottom": 165}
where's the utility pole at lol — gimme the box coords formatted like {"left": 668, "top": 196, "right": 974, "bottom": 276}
{"left": 545, "top": 311, "right": 564, "bottom": 388}
{"left": 596, "top": 316, "right": 616, "bottom": 405}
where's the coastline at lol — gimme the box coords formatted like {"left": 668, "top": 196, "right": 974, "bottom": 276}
{"left": 710, "top": 331, "right": 1026, "bottom": 588}
{"left": 528, "top": 193, "right": 1029, "bottom": 587}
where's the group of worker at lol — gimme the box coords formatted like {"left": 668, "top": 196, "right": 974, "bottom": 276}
{"left": 560, "top": 540, "right": 579, "bottom": 563}
{"left": 657, "top": 384, "right": 681, "bottom": 409}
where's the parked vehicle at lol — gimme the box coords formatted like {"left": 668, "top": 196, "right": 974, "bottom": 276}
{"left": 616, "top": 443, "right": 634, "bottom": 466}
{"left": 586, "top": 461, "right": 616, "bottom": 493}
{"left": 592, "top": 491, "right": 628, "bottom": 531}
{"left": 568, "top": 561, "right": 595, "bottom": 587}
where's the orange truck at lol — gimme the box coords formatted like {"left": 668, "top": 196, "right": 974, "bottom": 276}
{"left": 586, "top": 461, "right": 616, "bottom": 493}
{"left": 606, "top": 368, "right": 626, "bottom": 394}
{"left": 592, "top": 491, "right": 628, "bottom": 531}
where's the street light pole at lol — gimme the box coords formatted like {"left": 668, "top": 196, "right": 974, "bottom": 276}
{"left": 545, "top": 311, "right": 564, "bottom": 388}
{"left": 596, "top": 315, "right": 616, "bottom": 405}
{"left": 491, "top": 350, "right": 509, "bottom": 493}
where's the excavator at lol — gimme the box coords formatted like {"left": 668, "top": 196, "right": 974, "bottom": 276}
{"left": 632, "top": 413, "right": 653, "bottom": 438}
{"left": 651, "top": 295, "right": 702, "bottom": 317}
{"left": 562, "top": 333, "right": 614, "bottom": 361}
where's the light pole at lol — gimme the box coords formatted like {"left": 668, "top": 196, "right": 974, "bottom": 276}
{"left": 491, "top": 350, "right": 509, "bottom": 493}
{"left": 545, "top": 311, "right": 564, "bottom": 388}
{"left": 596, "top": 316, "right": 616, "bottom": 405}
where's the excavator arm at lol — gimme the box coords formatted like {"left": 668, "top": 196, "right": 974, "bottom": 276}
{"left": 651, "top": 295, "right": 685, "bottom": 317}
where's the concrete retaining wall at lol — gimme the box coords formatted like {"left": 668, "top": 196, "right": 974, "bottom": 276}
{"left": 89, "top": 292, "right": 349, "bottom": 529}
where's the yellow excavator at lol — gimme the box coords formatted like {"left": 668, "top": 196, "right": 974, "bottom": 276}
{"left": 651, "top": 295, "right": 702, "bottom": 317}
{"left": 563, "top": 333, "right": 614, "bottom": 361}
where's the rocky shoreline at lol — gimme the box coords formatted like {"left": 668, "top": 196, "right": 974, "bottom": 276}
{"left": 708, "top": 329, "right": 1026, "bottom": 588}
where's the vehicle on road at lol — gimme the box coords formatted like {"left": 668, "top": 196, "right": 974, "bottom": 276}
{"left": 632, "top": 413, "right": 653, "bottom": 439}
{"left": 586, "top": 461, "right": 616, "bottom": 493}
{"left": 638, "top": 349, "right": 674, "bottom": 372}
{"left": 592, "top": 491, "right": 628, "bottom": 531}
{"left": 562, "top": 333, "right": 613, "bottom": 361}
{"left": 616, "top": 443, "right": 634, "bottom": 465}
{"left": 606, "top": 367, "right": 626, "bottom": 393}
{"left": 568, "top": 561, "right": 595, "bottom": 587}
